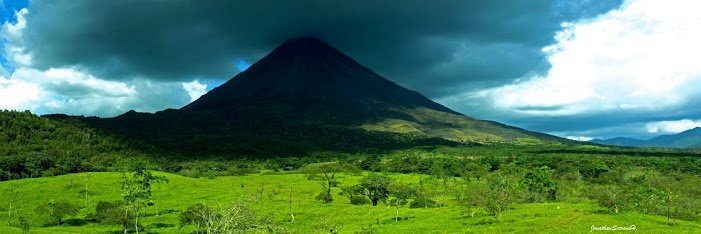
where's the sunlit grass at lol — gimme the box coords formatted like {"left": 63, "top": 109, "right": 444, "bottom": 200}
{"left": 0, "top": 172, "right": 699, "bottom": 233}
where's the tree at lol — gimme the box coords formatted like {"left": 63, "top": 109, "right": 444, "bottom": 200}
{"left": 429, "top": 159, "right": 459, "bottom": 194}
{"left": 481, "top": 173, "right": 519, "bottom": 220}
{"left": 359, "top": 174, "right": 392, "bottom": 206}
{"left": 6, "top": 184, "right": 17, "bottom": 225}
{"left": 121, "top": 163, "right": 168, "bottom": 234}
{"left": 302, "top": 162, "right": 357, "bottom": 203}
{"left": 387, "top": 182, "right": 417, "bottom": 222}
{"left": 522, "top": 166, "right": 558, "bottom": 202}
{"left": 588, "top": 185, "right": 626, "bottom": 213}
{"left": 358, "top": 173, "right": 392, "bottom": 224}
{"left": 35, "top": 200, "right": 81, "bottom": 226}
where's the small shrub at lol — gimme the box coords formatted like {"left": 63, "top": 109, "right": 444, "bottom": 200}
{"left": 350, "top": 196, "right": 372, "bottom": 205}
{"left": 315, "top": 191, "right": 333, "bottom": 203}
{"left": 409, "top": 196, "right": 440, "bottom": 208}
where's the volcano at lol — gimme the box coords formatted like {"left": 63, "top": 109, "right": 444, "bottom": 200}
{"left": 182, "top": 37, "right": 458, "bottom": 122}
{"left": 69, "top": 38, "right": 564, "bottom": 157}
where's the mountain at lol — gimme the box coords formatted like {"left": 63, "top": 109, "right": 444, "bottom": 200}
{"left": 590, "top": 137, "right": 648, "bottom": 147}
{"left": 182, "top": 38, "right": 458, "bottom": 118}
{"left": 592, "top": 127, "right": 701, "bottom": 148}
{"left": 56, "top": 38, "right": 565, "bottom": 157}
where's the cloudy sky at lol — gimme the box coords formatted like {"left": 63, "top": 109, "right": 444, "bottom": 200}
{"left": 1, "top": 0, "right": 700, "bottom": 140}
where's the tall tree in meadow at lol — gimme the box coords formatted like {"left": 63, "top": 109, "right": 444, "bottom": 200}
{"left": 358, "top": 173, "right": 392, "bottom": 224}
{"left": 121, "top": 163, "right": 168, "bottom": 234}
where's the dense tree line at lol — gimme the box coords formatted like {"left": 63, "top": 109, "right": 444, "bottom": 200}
{"left": 0, "top": 110, "right": 142, "bottom": 180}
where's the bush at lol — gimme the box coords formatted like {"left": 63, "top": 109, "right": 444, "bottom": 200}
{"left": 580, "top": 160, "right": 609, "bottom": 179}
{"left": 409, "top": 196, "right": 440, "bottom": 208}
{"left": 315, "top": 191, "right": 333, "bottom": 203}
{"left": 179, "top": 201, "right": 278, "bottom": 233}
{"left": 462, "top": 173, "right": 521, "bottom": 220}
{"left": 350, "top": 196, "right": 372, "bottom": 205}
{"left": 88, "top": 200, "right": 128, "bottom": 225}
{"left": 587, "top": 185, "right": 627, "bottom": 213}
{"left": 667, "top": 197, "right": 701, "bottom": 221}
{"left": 522, "top": 166, "right": 558, "bottom": 202}
{"left": 35, "top": 200, "right": 81, "bottom": 226}
{"left": 340, "top": 185, "right": 371, "bottom": 205}
{"left": 18, "top": 214, "right": 31, "bottom": 234}
{"left": 179, "top": 203, "right": 217, "bottom": 231}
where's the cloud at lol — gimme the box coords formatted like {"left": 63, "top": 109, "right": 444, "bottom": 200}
{"left": 646, "top": 119, "right": 701, "bottom": 134}
{"left": 0, "top": 74, "right": 41, "bottom": 110}
{"left": 443, "top": 0, "right": 701, "bottom": 139}
{"left": 565, "top": 136, "right": 594, "bottom": 142}
{"left": 479, "top": 0, "right": 701, "bottom": 116}
{"left": 2, "top": 7, "right": 30, "bottom": 67}
{"left": 182, "top": 80, "right": 207, "bottom": 102}
{"left": 0, "top": 7, "right": 196, "bottom": 117}
{"left": 0, "top": 67, "right": 194, "bottom": 116}
{"left": 16, "top": 0, "right": 620, "bottom": 99}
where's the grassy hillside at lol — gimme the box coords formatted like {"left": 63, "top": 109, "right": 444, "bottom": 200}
{"left": 0, "top": 171, "right": 699, "bottom": 233}
{"left": 360, "top": 107, "right": 566, "bottom": 144}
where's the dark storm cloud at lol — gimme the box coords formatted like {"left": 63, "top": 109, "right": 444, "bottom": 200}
{"left": 21, "top": 0, "right": 621, "bottom": 99}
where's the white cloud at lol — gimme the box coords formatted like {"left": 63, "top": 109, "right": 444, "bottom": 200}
{"left": 14, "top": 68, "right": 136, "bottom": 98}
{"left": 2, "top": 8, "right": 26, "bottom": 39}
{"left": 0, "top": 74, "right": 42, "bottom": 110}
{"left": 0, "top": 8, "right": 198, "bottom": 117}
{"left": 0, "top": 67, "right": 131, "bottom": 115}
{"left": 2, "top": 8, "right": 31, "bottom": 67}
{"left": 0, "top": 67, "right": 195, "bottom": 116}
{"left": 645, "top": 119, "right": 701, "bottom": 134}
{"left": 182, "top": 80, "right": 207, "bottom": 102}
{"left": 466, "top": 0, "right": 701, "bottom": 117}
{"left": 566, "top": 136, "right": 594, "bottom": 142}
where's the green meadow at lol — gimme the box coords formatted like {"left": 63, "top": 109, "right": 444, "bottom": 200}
{"left": 1, "top": 171, "right": 699, "bottom": 233}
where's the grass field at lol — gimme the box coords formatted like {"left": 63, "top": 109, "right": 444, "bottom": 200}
{"left": 0, "top": 171, "right": 699, "bottom": 233}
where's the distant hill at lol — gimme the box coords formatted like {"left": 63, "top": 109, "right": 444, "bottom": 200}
{"left": 592, "top": 127, "right": 701, "bottom": 148}
{"left": 50, "top": 38, "right": 566, "bottom": 157}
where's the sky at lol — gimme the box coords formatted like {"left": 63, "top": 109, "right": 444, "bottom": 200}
{"left": 1, "top": 0, "right": 700, "bottom": 140}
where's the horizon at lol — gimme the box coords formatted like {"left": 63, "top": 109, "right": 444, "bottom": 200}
{"left": 2, "top": 0, "right": 701, "bottom": 140}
